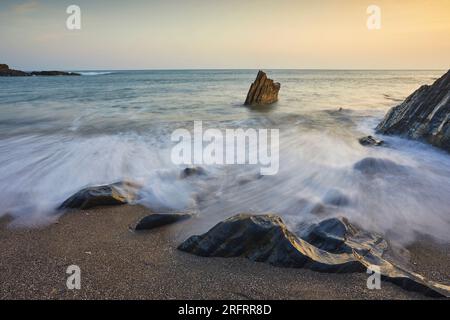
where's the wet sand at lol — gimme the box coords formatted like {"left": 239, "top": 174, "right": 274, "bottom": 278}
{"left": 0, "top": 205, "right": 448, "bottom": 300}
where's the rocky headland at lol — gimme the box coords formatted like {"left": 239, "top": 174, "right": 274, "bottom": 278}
{"left": 0, "top": 64, "right": 80, "bottom": 77}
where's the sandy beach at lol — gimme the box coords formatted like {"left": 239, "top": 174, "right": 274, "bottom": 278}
{"left": 1, "top": 205, "right": 448, "bottom": 300}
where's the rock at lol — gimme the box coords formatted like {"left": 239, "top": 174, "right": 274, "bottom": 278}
{"left": 353, "top": 157, "right": 408, "bottom": 176}
{"left": 59, "top": 181, "right": 140, "bottom": 210}
{"left": 322, "top": 189, "right": 350, "bottom": 207}
{"left": 358, "top": 135, "right": 384, "bottom": 147}
{"left": 178, "top": 214, "right": 450, "bottom": 297}
{"left": 0, "top": 63, "right": 80, "bottom": 77}
{"left": 298, "top": 217, "right": 387, "bottom": 255}
{"left": 180, "top": 166, "right": 206, "bottom": 178}
{"left": 135, "top": 213, "right": 191, "bottom": 230}
{"left": 244, "top": 71, "right": 280, "bottom": 106}
{"left": 30, "top": 71, "right": 80, "bottom": 76}
{"left": 0, "top": 64, "right": 30, "bottom": 76}
{"left": 376, "top": 70, "right": 450, "bottom": 152}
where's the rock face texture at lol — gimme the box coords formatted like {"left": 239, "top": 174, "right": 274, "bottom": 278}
{"left": 376, "top": 70, "right": 450, "bottom": 152}
{"left": 244, "top": 71, "right": 280, "bottom": 106}
{"left": 178, "top": 214, "right": 450, "bottom": 297}
{"left": 135, "top": 213, "right": 192, "bottom": 230}
{"left": 59, "top": 181, "right": 140, "bottom": 210}
{"left": 0, "top": 63, "right": 80, "bottom": 77}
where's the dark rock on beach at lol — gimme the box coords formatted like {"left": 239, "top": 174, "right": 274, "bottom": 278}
{"left": 244, "top": 70, "right": 280, "bottom": 106}
{"left": 376, "top": 69, "right": 450, "bottom": 152}
{"left": 358, "top": 135, "right": 384, "bottom": 147}
{"left": 135, "top": 213, "right": 192, "bottom": 230}
{"left": 59, "top": 181, "right": 140, "bottom": 210}
{"left": 0, "top": 63, "right": 80, "bottom": 77}
{"left": 178, "top": 214, "right": 450, "bottom": 297}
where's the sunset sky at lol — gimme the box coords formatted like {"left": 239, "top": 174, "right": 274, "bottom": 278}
{"left": 0, "top": 0, "right": 449, "bottom": 70}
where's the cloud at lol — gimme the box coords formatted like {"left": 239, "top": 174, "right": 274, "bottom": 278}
{"left": 12, "top": 0, "right": 39, "bottom": 14}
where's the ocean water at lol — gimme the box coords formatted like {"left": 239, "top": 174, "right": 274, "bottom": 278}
{"left": 0, "top": 70, "right": 449, "bottom": 244}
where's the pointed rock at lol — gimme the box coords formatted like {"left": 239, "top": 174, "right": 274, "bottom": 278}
{"left": 244, "top": 71, "right": 280, "bottom": 106}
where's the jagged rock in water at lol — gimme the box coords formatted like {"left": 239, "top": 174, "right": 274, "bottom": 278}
{"left": 244, "top": 71, "right": 280, "bottom": 106}
{"left": 358, "top": 135, "right": 384, "bottom": 147}
{"left": 0, "top": 63, "right": 80, "bottom": 77}
{"left": 180, "top": 166, "right": 206, "bottom": 179}
{"left": 178, "top": 214, "right": 450, "bottom": 297}
{"left": 59, "top": 181, "right": 141, "bottom": 210}
{"left": 376, "top": 70, "right": 450, "bottom": 152}
{"left": 135, "top": 213, "right": 192, "bottom": 230}
{"left": 353, "top": 157, "right": 408, "bottom": 176}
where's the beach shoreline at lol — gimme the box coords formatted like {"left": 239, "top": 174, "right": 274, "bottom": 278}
{"left": 1, "top": 205, "right": 448, "bottom": 300}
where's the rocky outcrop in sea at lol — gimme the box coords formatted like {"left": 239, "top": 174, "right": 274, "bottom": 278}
{"left": 244, "top": 70, "right": 280, "bottom": 105}
{"left": 376, "top": 70, "right": 450, "bottom": 152}
{"left": 0, "top": 64, "right": 80, "bottom": 77}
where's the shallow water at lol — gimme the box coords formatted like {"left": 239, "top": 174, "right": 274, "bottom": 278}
{"left": 0, "top": 70, "right": 449, "bottom": 244}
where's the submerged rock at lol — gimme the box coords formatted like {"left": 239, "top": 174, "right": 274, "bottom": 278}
{"left": 353, "top": 157, "right": 408, "bottom": 176}
{"left": 358, "top": 135, "right": 384, "bottom": 147}
{"left": 0, "top": 63, "right": 80, "bottom": 77}
{"left": 244, "top": 71, "right": 280, "bottom": 106}
{"left": 59, "top": 181, "right": 140, "bottom": 210}
{"left": 180, "top": 166, "right": 206, "bottom": 179}
{"left": 135, "top": 213, "right": 192, "bottom": 230}
{"left": 178, "top": 214, "right": 450, "bottom": 297}
{"left": 376, "top": 69, "right": 450, "bottom": 152}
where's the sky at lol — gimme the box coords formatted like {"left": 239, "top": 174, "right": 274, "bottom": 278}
{"left": 0, "top": 0, "right": 449, "bottom": 70}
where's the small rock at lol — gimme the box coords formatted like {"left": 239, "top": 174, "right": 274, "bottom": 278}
{"left": 135, "top": 213, "right": 191, "bottom": 230}
{"left": 180, "top": 166, "right": 206, "bottom": 178}
{"left": 358, "top": 135, "right": 384, "bottom": 146}
{"left": 59, "top": 181, "right": 140, "bottom": 210}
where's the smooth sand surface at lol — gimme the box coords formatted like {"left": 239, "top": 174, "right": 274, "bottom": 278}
{"left": 0, "top": 205, "right": 448, "bottom": 300}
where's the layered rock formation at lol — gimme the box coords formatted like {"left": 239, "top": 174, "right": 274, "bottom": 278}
{"left": 0, "top": 64, "right": 80, "bottom": 77}
{"left": 178, "top": 214, "right": 450, "bottom": 297}
{"left": 244, "top": 71, "right": 280, "bottom": 105}
{"left": 376, "top": 70, "right": 450, "bottom": 152}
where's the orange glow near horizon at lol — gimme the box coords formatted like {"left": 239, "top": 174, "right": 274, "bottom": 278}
{"left": 0, "top": 0, "right": 449, "bottom": 70}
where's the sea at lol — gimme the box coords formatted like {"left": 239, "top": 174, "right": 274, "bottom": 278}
{"left": 0, "top": 69, "right": 449, "bottom": 244}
